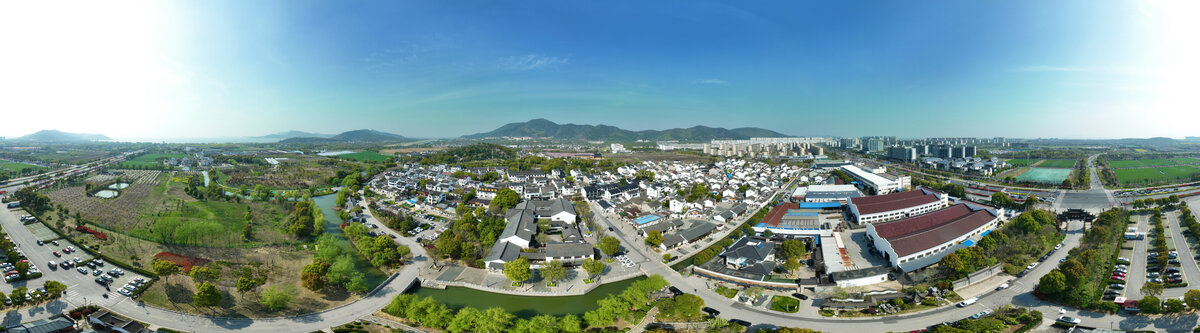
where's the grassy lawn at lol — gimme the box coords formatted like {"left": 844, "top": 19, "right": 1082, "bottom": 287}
{"left": 339, "top": 151, "right": 392, "bottom": 162}
{"left": 1037, "top": 159, "right": 1077, "bottom": 168}
{"left": 1115, "top": 166, "right": 1200, "bottom": 185}
{"left": 1015, "top": 168, "right": 1072, "bottom": 184}
{"left": 118, "top": 153, "right": 189, "bottom": 169}
{"left": 1005, "top": 159, "right": 1038, "bottom": 167}
{"left": 715, "top": 286, "right": 739, "bottom": 298}
{"left": 770, "top": 295, "right": 800, "bottom": 313}
{"left": 0, "top": 160, "right": 45, "bottom": 173}
{"left": 1173, "top": 157, "right": 1200, "bottom": 165}
{"left": 1111, "top": 158, "right": 1200, "bottom": 169}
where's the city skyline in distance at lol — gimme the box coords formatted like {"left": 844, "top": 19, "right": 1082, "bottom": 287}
{"left": 1, "top": 1, "right": 1198, "bottom": 141}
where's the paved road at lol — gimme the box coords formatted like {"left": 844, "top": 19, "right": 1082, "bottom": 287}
{"left": 1165, "top": 211, "right": 1200, "bottom": 299}
{"left": 1126, "top": 213, "right": 1148, "bottom": 299}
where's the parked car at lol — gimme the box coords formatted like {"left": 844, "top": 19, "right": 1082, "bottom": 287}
{"left": 958, "top": 297, "right": 979, "bottom": 307}
{"left": 702, "top": 307, "right": 720, "bottom": 316}
{"left": 1027, "top": 263, "right": 1038, "bottom": 270}
{"left": 970, "top": 310, "right": 992, "bottom": 319}
{"left": 1057, "top": 316, "right": 1081, "bottom": 325}
{"left": 996, "top": 283, "right": 1010, "bottom": 290}
{"left": 1109, "top": 284, "right": 1126, "bottom": 290}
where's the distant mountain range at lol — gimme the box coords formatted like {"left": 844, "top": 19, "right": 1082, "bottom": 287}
{"left": 10, "top": 130, "right": 112, "bottom": 142}
{"left": 279, "top": 129, "right": 411, "bottom": 144}
{"left": 464, "top": 119, "right": 790, "bottom": 141}
{"left": 253, "top": 131, "right": 334, "bottom": 140}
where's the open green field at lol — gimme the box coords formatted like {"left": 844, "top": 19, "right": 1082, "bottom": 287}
{"left": 0, "top": 160, "right": 45, "bottom": 172}
{"left": 1115, "top": 166, "right": 1200, "bottom": 185}
{"left": 117, "top": 153, "right": 189, "bottom": 169}
{"left": 1109, "top": 158, "right": 1200, "bottom": 169}
{"left": 339, "top": 151, "right": 391, "bottom": 162}
{"left": 1015, "top": 168, "right": 1072, "bottom": 184}
{"left": 1036, "top": 159, "right": 1076, "bottom": 168}
{"left": 1005, "top": 159, "right": 1037, "bottom": 167}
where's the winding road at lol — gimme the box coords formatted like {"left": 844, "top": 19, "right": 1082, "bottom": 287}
{"left": 7, "top": 158, "right": 1200, "bottom": 332}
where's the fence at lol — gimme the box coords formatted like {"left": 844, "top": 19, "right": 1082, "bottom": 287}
{"left": 952, "top": 263, "right": 1003, "bottom": 290}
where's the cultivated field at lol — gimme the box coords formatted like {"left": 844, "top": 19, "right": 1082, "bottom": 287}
{"left": 339, "top": 151, "right": 392, "bottom": 162}
{"left": 1034, "top": 159, "right": 1076, "bottom": 168}
{"left": 47, "top": 170, "right": 292, "bottom": 247}
{"left": 1115, "top": 166, "right": 1200, "bottom": 185}
{"left": 117, "top": 153, "right": 189, "bottom": 169}
{"left": 220, "top": 155, "right": 347, "bottom": 189}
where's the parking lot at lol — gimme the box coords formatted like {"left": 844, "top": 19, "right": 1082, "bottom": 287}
{"left": 1, "top": 208, "right": 149, "bottom": 312}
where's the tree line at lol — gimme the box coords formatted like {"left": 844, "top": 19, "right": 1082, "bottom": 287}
{"left": 1036, "top": 208, "right": 1128, "bottom": 311}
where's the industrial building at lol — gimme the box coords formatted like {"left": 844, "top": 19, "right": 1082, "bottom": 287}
{"left": 847, "top": 187, "right": 948, "bottom": 224}
{"left": 866, "top": 203, "right": 1004, "bottom": 272}
{"left": 839, "top": 165, "right": 905, "bottom": 194}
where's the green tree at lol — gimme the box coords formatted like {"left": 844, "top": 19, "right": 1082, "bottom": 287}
{"left": 189, "top": 264, "right": 221, "bottom": 283}
{"left": 598, "top": 236, "right": 621, "bottom": 256}
{"left": 777, "top": 239, "right": 807, "bottom": 260}
{"left": 1038, "top": 270, "right": 1066, "bottom": 295}
{"left": 645, "top": 231, "right": 664, "bottom": 247}
{"left": 504, "top": 257, "right": 532, "bottom": 284}
{"left": 447, "top": 307, "right": 481, "bottom": 333}
{"left": 1142, "top": 282, "right": 1165, "bottom": 298}
{"left": 14, "top": 261, "right": 29, "bottom": 278}
{"left": 1059, "top": 259, "right": 1087, "bottom": 286}
{"left": 258, "top": 286, "right": 292, "bottom": 311}
{"left": 559, "top": 314, "right": 582, "bottom": 333}
{"left": 784, "top": 258, "right": 803, "bottom": 274}
{"left": 193, "top": 282, "right": 222, "bottom": 307}
{"left": 43, "top": 280, "right": 67, "bottom": 298}
{"left": 1165, "top": 298, "right": 1186, "bottom": 313}
{"left": 489, "top": 189, "right": 520, "bottom": 211}
{"left": 301, "top": 261, "right": 329, "bottom": 291}
{"left": 1184, "top": 289, "right": 1200, "bottom": 309}
{"left": 1139, "top": 295, "right": 1162, "bottom": 314}
{"left": 582, "top": 258, "right": 606, "bottom": 280}
{"left": 540, "top": 260, "right": 567, "bottom": 285}
{"left": 152, "top": 259, "right": 180, "bottom": 277}
{"left": 476, "top": 307, "right": 516, "bottom": 333}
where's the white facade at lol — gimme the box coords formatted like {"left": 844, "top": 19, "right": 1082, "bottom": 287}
{"left": 840, "top": 165, "right": 902, "bottom": 194}
{"left": 850, "top": 196, "right": 948, "bottom": 224}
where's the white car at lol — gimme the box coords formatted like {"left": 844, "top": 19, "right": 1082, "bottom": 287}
{"left": 1027, "top": 262, "right": 1038, "bottom": 270}
{"left": 1056, "top": 316, "right": 1081, "bottom": 325}
{"left": 996, "top": 283, "right": 1010, "bottom": 290}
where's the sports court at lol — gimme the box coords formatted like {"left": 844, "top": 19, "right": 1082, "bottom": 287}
{"left": 1015, "top": 168, "right": 1072, "bottom": 184}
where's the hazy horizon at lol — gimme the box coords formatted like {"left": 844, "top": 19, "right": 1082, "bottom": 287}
{"left": 2, "top": 1, "right": 1198, "bottom": 140}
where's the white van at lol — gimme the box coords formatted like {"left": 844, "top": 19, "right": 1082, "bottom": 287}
{"left": 958, "top": 297, "right": 978, "bottom": 307}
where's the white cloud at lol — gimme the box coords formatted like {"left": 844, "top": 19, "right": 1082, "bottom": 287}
{"left": 498, "top": 54, "right": 569, "bottom": 71}
{"left": 696, "top": 78, "right": 730, "bottom": 85}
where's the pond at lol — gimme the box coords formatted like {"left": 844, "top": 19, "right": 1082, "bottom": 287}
{"left": 108, "top": 182, "right": 130, "bottom": 190}
{"left": 409, "top": 276, "right": 645, "bottom": 318}
{"left": 94, "top": 190, "right": 119, "bottom": 198}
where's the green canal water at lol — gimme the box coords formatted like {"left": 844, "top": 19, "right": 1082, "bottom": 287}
{"left": 312, "top": 194, "right": 388, "bottom": 288}
{"left": 410, "top": 276, "right": 645, "bottom": 318}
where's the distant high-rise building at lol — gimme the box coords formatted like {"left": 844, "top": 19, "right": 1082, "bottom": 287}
{"left": 887, "top": 146, "right": 918, "bottom": 162}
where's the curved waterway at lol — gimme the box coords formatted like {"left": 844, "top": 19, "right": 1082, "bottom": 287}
{"left": 409, "top": 276, "right": 645, "bottom": 318}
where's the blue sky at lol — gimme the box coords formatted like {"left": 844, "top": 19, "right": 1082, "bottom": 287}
{"left": 1, "top": 0, "right": 1195, "bottom": 140}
